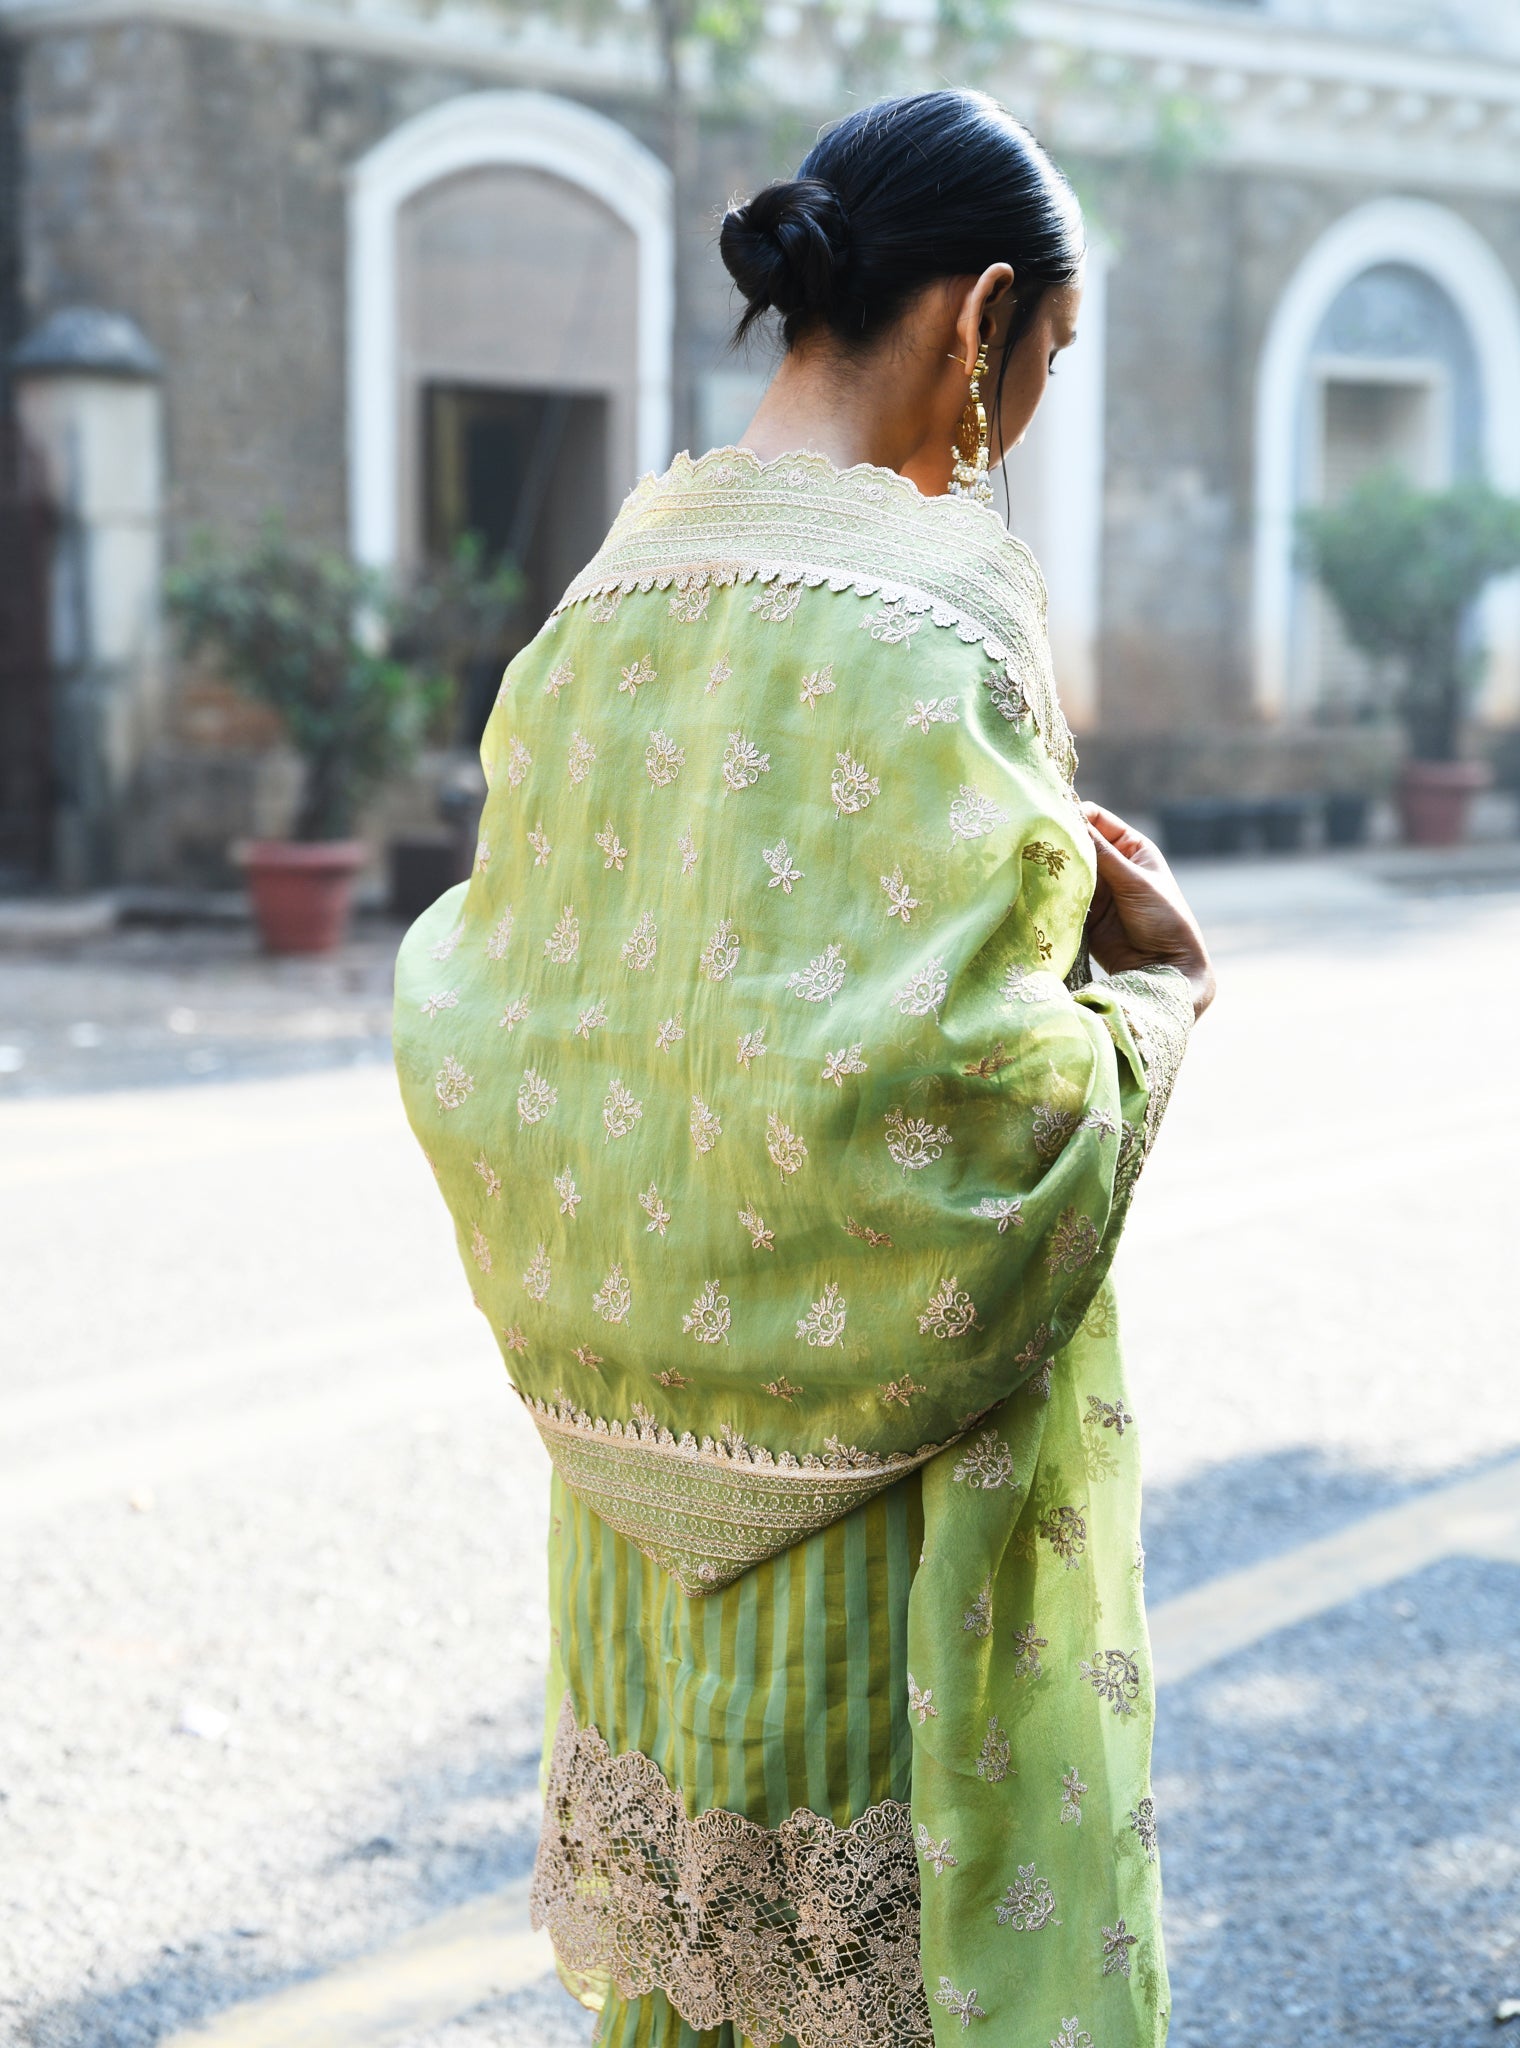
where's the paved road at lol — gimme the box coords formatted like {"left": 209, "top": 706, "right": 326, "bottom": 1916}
{"left": 2, "top": 859, "right": 1518, "bottom": 2047}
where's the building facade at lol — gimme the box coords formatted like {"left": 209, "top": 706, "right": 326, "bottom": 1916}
{"left": 3, "top": 0, "right": 1520, "bottom": 883}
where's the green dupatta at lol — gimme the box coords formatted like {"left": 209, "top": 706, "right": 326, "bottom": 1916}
{"left": 392, "top": 448, "right": 1191, "bottom": 2047}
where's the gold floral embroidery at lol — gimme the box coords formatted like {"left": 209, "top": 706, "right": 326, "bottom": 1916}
{"left": 434, "top": 1055, "right": 475, "bottom": 1110}
{"left": 690, "top": 1095, "right": 722, "bottom": 1154}
{"left": 796, "top": 1282, "right": 847, "bottom": 1347}
{"left": 1102, "top": 1921, "right": 1139, "bottom": 1978}
{"left": 1130, "top": 1796, "right": 1159, "bottom": 1861}
{"left": 544, "top": 905, "right": 579, "bottom": 963}
{"left": 722, "top": 731, "right": 771, "bottom": 791}
{"left": 762, "top": 839, "right": 803, "bottom": 893}
{"left": 935, "top": 1980, "right": 985, "bottom": 2030}
{"left": 1016, "top": 1325, "right": 1056, "bottom": 1401}
{"left": 677, "top": 830, "right": 698, "bottom": 876}
{"left": 750, "top": 580, "right": 803, "bottom": 622}
{"left": 1032, "top": 1104, "right": 1081, "bottom": 1162}
{"left": 474, "top": 1154, "right": 502, "bottom": 1198}
{"left": 916, "top": 1823, "right": 958, "bottom": 1874}
{"left": 603, "top": 1079, "right": 644, "bottom": 1142}
{"left": 1011, "top": 1621, "right": 1048, "bottom": 1679}
{"left": 860, "top": 602, "right": 921, "bottom": 646}
{"left": 486, "top": 909, "right": 514, "bottom": 960}
{"left": 528, "top": 823, "right": 553, "bottom": 868}
{"left": 830, "top": 751, "right": 879, "bottom": 817}
{"left": 502, "top": 1323, "right": 527, "bottom": 1354}
{"left": 518, "top": 1068, "right": 558, "bottom": 1126}
{"left": 884, "top": 1106, "right": 952, "bottom": 1174}
{"left": 907, "top": 1672, "right": 938, "bottom": 1722}
{"left": 1079, "top": 1646, "right": 1143, "bottom": 1717}
{"left": 1086, "top": 1393, "right": 1133, "bottom": 1436}
{"left": 555, "top": 1168, "right": 581, "bottom": 1218}
{"left": 962, "top": 1579, "right": 993, "bottom": 1638}
{"left": 995, "top": 1863, "right": 1058, "bottom": 1931}
{"left": 736, "top": 1027, "right": 767, "bottom": 1070}
{"left": 1023, "top": 839, "right": 1069, "bottom": 877}
{"left": 470, "top": 1224, "right": 491, "bottom": 1274}
{"left": 1051, "top": 2023, "right": 1094, "bottom": 2048}
{"left": 983, "top": 667, "right": 1026, "bottom": 723}
{"left": 705, "top": 655, "right": 732, "bottom": 695}
{"left": 656, "top": 1014, "right": 685, "bottom": 1051}
{"left": 977, "top": 1715, "right": 1012, "bottom": 1783}
{"left": 917, "top": 1276, "right": 980, "bottom": 1339}
{"left": 645, "top": 729, "right": 685, "bottom": 787}
{"left": 567, "top": 731, "right": 596, "bottom": 785}
{"left": 618, "top": 655, "right": 656, "bottom": 700}
{"left": 639, "top": 1182, "right": 671, "bottom": 1237}
{"left": 592, "top": 1263, "right": 632, "bottom": 1323}
{"left": 1046, "top": 1208, "right": 1100, "bottom": 1273}
{"left": 799, "top": 665, "right": 834, "bottom": 709}
{"left": 498, "top": 997, "right": 531, "bottom": 1032}
{"left": 971, "top": 1194, "right": 1024, "bottom": 1232}
{"left": 1039, "top": 1504, "right": 1088, "bottom": 1570}
{"left": 668, "top": 581, "right": 710, "bottom": 623}
{"left": 574, "top": 1343, "right": 604, "bottom": 1373}
{"left": 523, "top": 1243, "right": 551, "bottom": 1300}
{"left": 1032, "top": 924, "right": 1053, "bottom": 962}
{"left": 738, "top": 1205, "right": 775, "bottom": 1251}
{"left": 598, "top": 910, "right": 643, "bottom": 975}
{"left": 763, "top": 1374, "right": 801, "bottom": 1402}
{"left": 421, "top": 989, "right": 458, "bottom": 1019}
{"left": 821, "top": 1043, "right": 867, "bottom": 1085}
{"left": 906, "top": 696, "right": 960, "bottom": 732}
{"left": 594, "top": 822, "right": 628, "bottom": 871}
{"left": 682, "top": 1280, "right": 731, "bottom": 1344}
{"left": 588, "top": 589, "right": 622, "bottom": 622}
{"left": 880, "top": 866, "right": 921, "bottom": 923}
{"left": 699, "top": 918, "right": 740, "bottom": 981}
{"left": 879, "top": 1374, "right": 926, "bottom": 1406}
{"left": 786, "top": 943, "right": 846, "bottom": 1004}
{"left": 844, "top": 1214, "right": 894, "bottom": 1247}
{"left": 1060, "top": 1765, "right": 1087, "bottom": 1825}
{"left": 949, "top": 784, "right": 1009, "bottom": 842}
{"left": 952, "top": 1429, "right": 1015, "bottom": 1489}
{"left": 655, "top": 1367, "right": 690, "bottom": 1388}
{"left": 545, "top": 660, "right": 573, "bottom": 699}
{"left": 429, "top": 919, "right": 464, "bottom": 962}
{"left": 893, "top": 956, "right": 947, "bottom": 1018}
{"left": 505, "top": 736, "right": 532, "bottom": 787}
{"left": 765, "top": 1112, "right": 807, "bottom": 1178}
{"left": 574, "top": 999, "right": 608, "bottom": 1040}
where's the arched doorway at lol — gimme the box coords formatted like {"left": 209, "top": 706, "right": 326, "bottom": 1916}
{"left": 1253, "top": 198, "right": 1520, "bottom": 723}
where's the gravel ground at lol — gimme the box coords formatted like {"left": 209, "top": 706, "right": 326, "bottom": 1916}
{"left": 1, "top": 857, "right": 1517, "bottom": 2046}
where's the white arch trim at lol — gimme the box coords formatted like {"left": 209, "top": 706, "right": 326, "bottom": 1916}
{"left": 1253, "top": 197, "right": 1520, "bottom": 720}
{"left": 347, "top": 89, "right": 673, "bottom": 570}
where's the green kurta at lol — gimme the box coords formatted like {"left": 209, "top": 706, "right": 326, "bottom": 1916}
{"left": 392, "top": 448, "right": 1192, "bottom": 2048}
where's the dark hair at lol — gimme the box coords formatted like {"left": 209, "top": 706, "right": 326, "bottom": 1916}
{"left": 720, "top": 89, "right": 1084, "bottom": 413}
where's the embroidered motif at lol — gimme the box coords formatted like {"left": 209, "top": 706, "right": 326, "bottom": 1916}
{"left": 1107, "top": 965, "right": 1194, "bottom": 1152}
{"left": 796, "top": 1282, "right": 847, "bottom": 1347}
{"left": 656, "top": 1015, "right": 685, "bottom": 1051}
{"left": 983, "top": 668, "right": 1027, "bottom": 724}
{"left": 1002, "top": 962, "right": 1060, "bottom": 1004}
{"left": 1102, "top": 1920, "right": 1138, "bottom": 1978}
{"left": 934, "top": 1979, "right": 984, "bottom": 2030}
{"left": 621, "top": 910, "right": 658, "bottom": 972}
{"left": 1079, "top": 1647, "right": 1143, "bottom": 1717}
{"left": 1050, "top": 2024, "right": 1093, "bottom": 2048}
{"left": 567, "top": 731, "right": 596, "bottom": 785}
{"left": 528, "top": 823, "right": 553, "bottom": 868}
{"left": 893, "top": 956, "right": 948, "bottom": 1018}
{"left": 505, "top": 736, "right": 532, "bottom": 787}
{"left": 668, "top": 581, "right": 710, "bottom": 622}
{"left": 763, "top": 1374, "right": 802, "bottom": 1402}
{"left": 655, "top": 1367, "right": 690, "bottom": 1388}
{"left": 907, "top": 1672, "right": 938, "bottom": 1723}
{"left": 574, "top": 1344, "right": 604, "bottom": 1373}
{"left": 738, "top": 1205, "right": 775, "bottom": 1251}
{"left": 544, "top": 906, "right": 580, "bottom": 963}
{"left": 1085, "top": 1394, "right": 1133, "bottom": 1436}
{"left": 592, "top": 1263, "right": 632, "bottom": 1323}
{"left": 1032, "top": 924, "right": 1053, "bottom": 962}
{"left": 555, "top": 1168, "right": 581, "bottom": 1218}
{"left": 844, "top": 1214, "right": 894, "bottom": 1247}
{"left": 602, "top": 1079, "right": 644, "bottom": 1141}
{"left": 1015, "top": 1325, "right": 1054, "bottom": 1401}
{"left": 751, "top": 580, "right": 803, "bottom": 622}
{"left": 962, "top": 1579, "right": 993, "bottom": 1638}
{"left": 906, "top": 696, "right": 960, "bottom": 732}
{"left": 884, "top": 1106, "right": 953, "bottom": 1174}
{"left": 916, "top": 1824, "right": 958, "bottom": 1875}
{"left": 594, "top": 822, "right": 628, "bottom": 872}
{"left": 977, "top": 1715, "right": 1012, "bottom": 1784}
{"left": 429, "top": 919, "right": 464, "bottom": 963}
{"left": 421, "top": 989, "right": 458, "bottom": 1019}
{"left": 690, "top": 1096, "right": 723, "bottom": 1154}
{"left": 1130, "top": 1796, "right": 1158, "bottom": 1861}
{"left": 639, "top": 1183, "right": 671, "bottom": 1237}
{"left": 972, "top": 1195, "right": 1024, "bottom": 1233}
{"left": 518, "top": 1068, "right": 558, "bottom": 1126}
{"left": 700, "top": 918, "right": 740, "bottom": 982}
{"left": 821, "top": 1043, "right": 867, "bottom": 1085}
{"left": 705, "top": 655, "right": 732, "bottom": 696}
{"left": 434, "top": 1055, "right": 474, "bottom": 1111}
{"left": 765, "top": 1112, "right": 808, "bottom": 1177}
{"left": 474, "top": 1154, "right": 502, "bottom": 1198}
{"left": 678, "top": 830, "right": 699, "bottom": 876}
{"left": 470, "top": 1224, "right": 491, "bottom": 1274}
{"left": 799, "top": 665, "right": 835, "bottom": 709}
{"left": 917, "top": 1276, "right": 980, "bottom": 1340}
{"left": 963, "top": 1042, "right": 1013, "bottom": 1079}
{"left": 574, "top": 999, "right": 608, "bottom": 1040}
{"left": 645, "top": 729, "right": 685, "bottom": 787}
{"left": 498, "top": 998, "right": 531, "bottom": 1032}
{"left": 682, "top": 1280, "right": 731, "bottom": 1344}
{"left": 1046, "top": 1208, "right": 1100, "bottom": 1274}
{"left": 880, "top": 866, "right": 921, "bottom": 924}
{"left": 736, "top": 1027, "right": 768, "bottom": 1070}
{"left": 830, "top": 751, "right": 880, "bottom": 817}
{"left": 502, "top": 1324, "right": 527, "bottom": 1354}
{"left": 786, "top": 943, "right": 846, "bottom": 1004}
{"left": 486, "top": 909, "right": 514, "bottom": 960}
{"left": 618, "top": 655, "right": 655, "bottom": 700}
{"left": 995, "top": 1864, "right": 1058, "bottom": 1931}
{"left": 588, "top": 588, "right": 622, "bottom": 622}
{"left": 1023, "top": 840, "right": 1069, "bottom": 877}
{"left": 879, "top": 1374, "right": 926, "bottom": 1406}
{"left": 545, "top": 661, "right": 573, "bottom": 699}
{"left": 952, "top": 1429, "right": 1015, "bottom": 1490}
{"left": 1060, "top": 1766, "right": 1087, "bottom": 1825}
{"left": 1011, "top": 1622, "right": 1048, "bottom": 1679}
{"left": 860, "top": 602, "right": 921, "bottom": 646}
{"left": 722, "top": 731, "right": 771, "bottom": 791}
{"left": 762, "top": 839, "right": 803, "bottom": 893}
{"left": 1039, "top": 1504, "right": 1088, "bottom": 1569}
{"left": 523, "top": 1244, "right": 551, "bottom": 1301}
{"left": 1032, "top": 1104, "right": 1082, "bottom": 1162}
{"left": 949, "top": 785, "right": 1010, "bottom": 842}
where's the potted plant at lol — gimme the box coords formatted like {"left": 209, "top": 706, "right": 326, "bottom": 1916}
{"left": 165, "top": 525, "right": 513, "bottom": 953}
{"left": 1299, "top": 473, "right": 1520, "bottom": 846}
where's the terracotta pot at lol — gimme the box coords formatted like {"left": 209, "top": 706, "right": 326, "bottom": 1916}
{"left": 237, "top": 839, "right": 368, "bottom": 955}
{"left": 1396, "top": 759, "right": 1491, "bottom": 849}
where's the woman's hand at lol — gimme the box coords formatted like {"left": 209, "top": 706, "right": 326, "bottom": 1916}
{"left": 1080, "top": 801, "right": 1216, "bottom": 1020}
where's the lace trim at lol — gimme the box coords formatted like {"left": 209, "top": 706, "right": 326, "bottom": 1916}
{"left": 531, "top": 1696, "right": 931, "bottom": 2048}
{"left": 552, "top": 446, "right": 1077, "bottom": 787}
{"left": 1104, "top": 965, "right": 1194, "bottom": 1152}
{"left": 523, "top": 1393, "right": 948, "bottom": 1595}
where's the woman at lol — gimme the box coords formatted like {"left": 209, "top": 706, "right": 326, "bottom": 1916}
{"left": 393, "top": 88, "right": 1213, "bottom": 2048}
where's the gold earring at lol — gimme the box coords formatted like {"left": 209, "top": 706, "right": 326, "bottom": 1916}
{"left": 948, "top": 342, "right": 993, "bottom": 505}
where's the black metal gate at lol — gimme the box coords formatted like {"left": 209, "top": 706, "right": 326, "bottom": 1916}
{"left": 0, "top": 430, "right": 54, "bottom": 884}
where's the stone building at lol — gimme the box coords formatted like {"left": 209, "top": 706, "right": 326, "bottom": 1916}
{"left": 3, "top": 0, "right": 1520, "bottom": 884}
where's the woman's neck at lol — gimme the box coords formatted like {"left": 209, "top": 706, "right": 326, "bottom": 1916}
{"left": 735, "top": 341, "right": 955, "bottom": 497}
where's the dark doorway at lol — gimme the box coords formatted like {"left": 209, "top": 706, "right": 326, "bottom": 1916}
{"left": 423, "top": 384, "right": 608, "bottom": 742}
{"left": 0, "top": 430, "right": 55, "bottom": 885}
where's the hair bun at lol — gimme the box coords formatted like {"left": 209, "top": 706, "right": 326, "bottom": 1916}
{"left": 720, "top": 179, "right": 851, "bottom": 334}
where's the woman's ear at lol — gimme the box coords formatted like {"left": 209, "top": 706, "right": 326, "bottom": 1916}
{"left": 973, "top": 263, "right": 1017, "bottom": 347}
